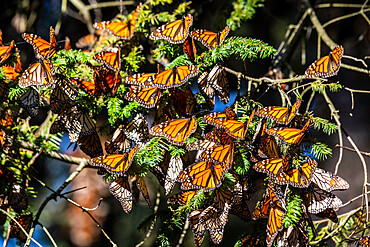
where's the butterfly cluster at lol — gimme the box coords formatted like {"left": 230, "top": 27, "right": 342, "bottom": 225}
{"left": 0, "top": 1, "right": 348, "bottom": 245}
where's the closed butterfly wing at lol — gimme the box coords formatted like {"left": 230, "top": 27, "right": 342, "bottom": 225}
{"left": 105, "top": 125, "right": 131, "bottom": 154}
{"left": 265, "top": 117, "right": 311, "bottom": 145}
{"left": 50, "top": 74, "right": 78, "bottom": 114}
{"left": 125, "top": 85, "right": 162, "bottom": 108}
{"left": 164, "top": 156, "right": 183, "bottom": 195}
{"left": 2, "top": 65, "right": 20, "bottom": 80}
{"left": 200, "top": 204, "right": 231, "bottom": 244}
{"left": 77, "top": 130, "right": 104, "bottom": 157}
{"left": 136, "top": 176, "right": 152, "bottom": 209}
{"left": 191, "top": 26, "right": 229, "bottom": 50}
{"left": 204, "top": 129, "right": 234, "bottom": 145}
{"left": 358, "top": 236, "right": 370, "bottom": 246}
{"left": 188, "top": 209, "right": 206, "bottom": 247}
{"left": 198, "top": 70, "right": 215, "bottom": 110}
{"left": 94, "top": 49, "right": 121, "bottom": 71}
{"left": 311, "top": 168, "right": 349, "bottom": 192}
{"left": 253, "top": 158, "right": 286, "bottom": 181}
{"left": 169, "top": 85, "right": 196, "bottom": 116}
{"left": 187, "top": 139, "right": 218, "bottom": 151}
{"left": 124, "top": 114, "right": 149, "bottom": 142}
{"left": 314, "top": 208, "right": 338, "bottom": 223}
{"left": 256, "top": 99, "right": 302, "bottom": 125}
{"left": 19, "top": 58, "right": 54, "bottom": 88}
{"left": 149, "top": 117, "right": 197, "bottom": 146}
{"left": 178, "top": 161, "right": 227, "bottom": 192}
{"left": 305, "top": 45, "right": 344, "bottom": 78}
{"left": 0, "top": 40, "right": 14, "bottom": 65}
{"left": 125, "top": 72, "right": 156, "bottom": 87}
{"left": 283, "top": 159, "right": 317, "bottom": 188}
{"left": 93, "top": 66, "right": 122, "bottom": 95}
{"left": 149, "top": 14, "right": 193, "bottom": 44}
{"left": 152, "top": 65, "right": 199, "bottom": 89}
{"left": 207, "top": 64, "right": 229, "bottom": 104}
{"left": 93, "top": 3, "right": 142, "bottom": 39}
{"left": 183, "top": 36, "right": 196, "bottom": 62}
{"left": 90, "top": 145, "right": 139, "bottom": 175}
{"left": 18, "top": 87, "right": 39, "bottom": 117}
{"left": 109, "top": 176, "right": 133, "bottom": 213}
{"left": 9, "top": 214, "right": 32, "bottom": 243}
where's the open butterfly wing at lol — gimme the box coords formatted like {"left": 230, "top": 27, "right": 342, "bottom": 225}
{"left": 152, "top": 65, "right": 199, "bottom": 89}
{"left": 149, "top": 14, "right": 193, "bottom": 44}
{"left": 125, "top": 85, "right": 161, "bottom": 108}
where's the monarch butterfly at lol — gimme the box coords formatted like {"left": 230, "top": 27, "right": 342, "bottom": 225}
{"left": 0, "top": 40, "right": 15, "bottom": 65}
{"left": 19, "top": 57, "right": 55, "bottom": 88}
{"left": 124, "top": 85, "right": 162, "bottom": 108}
{"left": 109, "top": 176, "right": 133, "bottom": 213}
{"left": 311, "top": 168, "right": 349, "bottom": 192}
{"left": 190, "top": 26, "right": 229, "bottom": 50}
{"left": 253, "top": 158, "right": 317, "bottom": 188}
{"left": 9, "top": 214, "right": 32, "bottom": 243}
{"left": 72, "top": 66, "right": 121, "bottom": 96}
{"left": 256, "top": 99, "right": 302, "bottom": 125}
{"left": 315, "top": 208, "right": 338, "bottom": 223}
{"left": 22, "top": 26, "right": 57, "bottom": 59}
{"left": 149, "top": 116, "right": 197, "bottom": 146}
{"left": 168, "top": 190, "right": 196, "bottom": 205}
{"left": 105, "top": 125, "right": 131, "bottom": 154}
{"left": 50, "top": 74, "right": 78, "bottom": 114}
{"left": 305, "top": 45, "right": 344, "bottom": 78}
{"left": 94, "top": 48, "right": 121, "bottom": 72}
{"left": 203, "top": 109, "right": 254, "bottom": 140}
{"left": 204, "top": 129, "right": 234, "bottom": 145}
{"left": 265, "top": 117, "right": 312, "bottom": 145}
{"left": 230, "top": 181, "right": 252, "bottom": 222}
{"left": 276, "top": 220, "right": 309, "bottom": 247}
{"left": 169, "top": 85, "right": 196, "bottom": 116}
{"left": 239, "top": 235, "right": 261, "bottom": 246}
{"left": 306, "top": 184, "right": 343, "bottom": 214}
{"left": 183, "top": 36, "right": 197, "bottom": 62}
{"left": 163, "top": 156, "right": 183, "bottom": 195}
{"left": 253, "top": 182, "right": 286, "bottom": 247}
{"left": 178, "top": 161, "right": 228, "bottom": 192}
{"left": 18, "top": 87, "right": 39, "bottom": 117}
{"left": 124, "top": 114, "right": 149, "bottom": 143}
{"left": 134, "top": 176, "right": 152, "bottom": 209}
{"left": 199, "top": 143, "right": 235, "bottom": 168}
{"left": 76, "top": 29, "right": 102, "bottom": 49}
{"left": 90, "top": 145, "right": 139, "bottom": 175}
{"left": 64, "top": 36, "right": 71, "bottom": 50}
{"left": 2, "top": 65, "right": 20, "bottom": 80}
{"left": 198, "top": 64, "right": 230, "bottom": 106}
{"left": 188, "top": 210, "right": 206, "bottom": 246}
{"left": 94, "top": 3, "right": 142, "bottom": 39}
{"left": 199, "top": 203, "right": 231, "bottom": 245}
{"left": 151, "top": 65, "right": 199, "bottom": 89}
{"left": 124, "top": 72, "right": 156, "bottom": 88}
{"left": 149, "top": 14, "right": 193, "bottom": 44}
{"left": 358, "top": 236, "right": 370, "bottom": 246}
{"left": 77, "top": 130, "right": 104, "bottom": 158}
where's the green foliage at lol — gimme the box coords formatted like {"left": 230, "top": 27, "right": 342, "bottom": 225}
{"left": 311, "top": 142, "right": 332, "bottom": 160}
{"left": 313, "top": 117, "right": 338, "bottom": 135}
{"left": 283, "top": 192, "right": 303, "bottom": 228}
{"left": 227, "top": 0, "right": 265, "bottom": 31}
{"left": 311, "top": 80, "right": 342, "bottom": 94}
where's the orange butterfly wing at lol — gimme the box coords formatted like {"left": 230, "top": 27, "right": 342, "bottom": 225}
{"left": 305, "top": 45, "right": 344, "bottom": 78}
{"left": 93, "top": 3, "right": 142, "bottom": 39}
{"left": 149, "top": 14, "right": 193, "bottom": 44}
{"left": 19, "top": 58, "right": 54, "bottom": 88}
{"left": 200, "top": 143, "right": 235, "bottom": 168}
{"left": 124, "top": 85, "right": 162, "bottom": 108}
{"left": 152, "top": 65, "right": 199, "bottom": 89}
{"left": 256, "top": 99, "right": 301, "bottom": 125}
{"left": 265, "top": 118, "right": 311, "bottom": 145}
{"left": 94, "top": 50, "right": 121, "bottom": 71}
{"left": 125, "top": 72, "right": 156, "bottom": 87}
{"left": 178, "top": 161, "right": 227, "bottom": 192}
{"left": 90, "top": 145, "right": 139, "bottom": 175}
{"left": 149, "top": 117, "right": 197, "bottom": 146}
{"left": 190, "top": 26, "right": 229, "bottom": 50}
{"left": 0, "top": 40, "right": 14, "bottom": 65}
{"left": 183, "top": 36, "right": 197, "bottom": 62}
{"left": 22, "top": 26, "right": 56, "bottom": 58}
